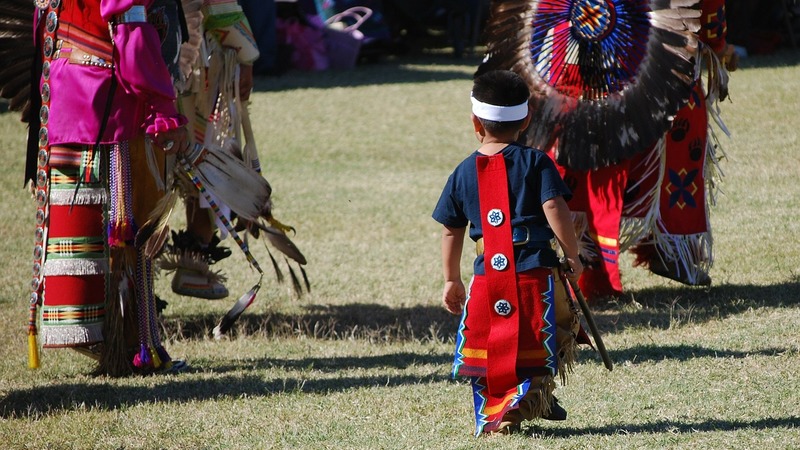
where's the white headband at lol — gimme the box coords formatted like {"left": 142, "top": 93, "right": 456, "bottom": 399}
{"left": 470, "top": 95, "right": 529, "bottom": 122}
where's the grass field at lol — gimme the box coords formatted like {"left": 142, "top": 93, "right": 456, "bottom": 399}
{"left": 1, "top": 49, "right": 799, "bottom": 449}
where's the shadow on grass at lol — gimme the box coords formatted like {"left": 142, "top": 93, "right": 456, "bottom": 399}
{"left": 209, "top": 351, "right": 452, "bottom": 374}
{"left": 164, "top": 303, "right": 461, "bottom": 343}
{"left": 573, "top": 341, "right": 794, "bottom": 368}
{"left": 526, "top": 416, "right": 800, "bottom": 438}
{"left": 0, "top": 354, "right": 452, "bottom": 418}
{"left": 591, "top": 279, "right": 800, "bottom": 334}
{"left": 163, "top": 279, "right": 800, "bottom": 344}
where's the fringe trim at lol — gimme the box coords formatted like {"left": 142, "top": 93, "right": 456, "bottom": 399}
{"left": 98, "top": 249, "right": 136, "bottom": 377}
{"left": 704, "top": 111, "right": 726, "bottom": 209}
{"left": 203, "top": 41, "right": 241, "bottom": 149}
{"left": 49, "top": 188, "right": 108, "bottom": 206}
{"left": 557, "top": 333, "right": 578, "bottom": 386}
{"left": 157, "top": 251, "right": 227, "bottom": 284}
{"left": 108, "top": 142, "right": 138, "bottom": 247}
{"left": 43, "top": 258, "right": 108, "bottom": 276}
{"left": 700, "top": 44, "right": 729, "bottom": 210}
{"left": 571, "top": 211, "right": 597, "bottom": 263}
{"left": 41, "top": 323, "right": 104, "bottom": 348}
{"left": 517, "top": 376, "right": 556, "bottom": 421}
{"left": 700, "top": 45, "right": 731, "bottom": 136}
{"left": 649, "top": 230, "right": 713, "bottom": 285}
{"left": 620, "top": 138, "right": 667, "bottom": 252}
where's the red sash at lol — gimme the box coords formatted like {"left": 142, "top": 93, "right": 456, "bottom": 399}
{"left": 476, "top": 153, "right": 519, "bottom": 395}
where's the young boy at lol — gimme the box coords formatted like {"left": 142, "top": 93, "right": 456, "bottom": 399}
{"left": 432, "top": 70, "right": 587, "bottom": 435}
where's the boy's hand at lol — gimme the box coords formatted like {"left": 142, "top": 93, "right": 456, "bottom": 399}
{"left": 562, "top": 256, "right": 584, "bottom": 282}
{"left": 442, "top": 280, "right": 466, "bottom": 315}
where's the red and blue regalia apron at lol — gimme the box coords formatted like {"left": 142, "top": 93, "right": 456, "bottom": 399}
{"left": 452, "top": 153, "right": 559, "bottom": 435}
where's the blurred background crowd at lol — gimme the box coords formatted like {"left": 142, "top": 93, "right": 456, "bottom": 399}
{"left": 243, "top": 0, "right": 799, "bottom": 77}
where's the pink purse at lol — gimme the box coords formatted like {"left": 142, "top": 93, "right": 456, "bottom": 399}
{"left": 323, "top": 6, "right": 372, "bottom": 70}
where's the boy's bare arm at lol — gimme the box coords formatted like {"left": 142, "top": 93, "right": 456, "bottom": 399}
{"left": 442, "top": 225, "right": 467, "bottom": 314}
{"left": 543, "top": 196, "right": 583, "bottom": 280}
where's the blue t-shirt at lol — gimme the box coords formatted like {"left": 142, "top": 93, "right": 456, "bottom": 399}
{"left": 432, "top": 143, "right": 572, "bottom": 275}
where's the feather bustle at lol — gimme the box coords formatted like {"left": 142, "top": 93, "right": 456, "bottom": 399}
{"left": 479, "top": 0, "right": 701, "bottom": 170}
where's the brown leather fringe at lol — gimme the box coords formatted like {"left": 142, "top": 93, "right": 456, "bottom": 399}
{"left": 95, "top": 248, "right": 136, "bottom": 377}
{"left": 518, "top": 376, "right": 556, "bottom": 421}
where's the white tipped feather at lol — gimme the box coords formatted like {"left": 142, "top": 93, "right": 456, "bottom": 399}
{"left": 213, "top": 282, "right": 260, "bottom": 338}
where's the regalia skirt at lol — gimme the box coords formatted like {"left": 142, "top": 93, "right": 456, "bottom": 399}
{"left": 36, "top": 138, "right": 174, "bottom": 375}
{"left": 39, "top": 145, "right": 109, "bottom": 347}
{"left": 453, "top": 267, "right": 580, "bottom": 435}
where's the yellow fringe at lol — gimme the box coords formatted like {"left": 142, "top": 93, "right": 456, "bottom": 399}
{"left": 28, "top": 333, "right": 40, "bottom": 369}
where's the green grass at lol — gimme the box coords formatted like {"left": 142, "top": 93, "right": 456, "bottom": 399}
{"left": 1, "top": 50, "right": 800, "bottom": 449}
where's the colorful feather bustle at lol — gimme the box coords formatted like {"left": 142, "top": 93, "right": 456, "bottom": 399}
{"left": 477, "top": 0, "right": 702, "bottom": 170}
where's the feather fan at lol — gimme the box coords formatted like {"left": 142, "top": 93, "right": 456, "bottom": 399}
{"left": 235, "top": 101, "right": 310, "bottom": 293}
{"left": 477, "top": 0, "right": 701, "bottom": 170}
{"left": 262, "top": 226, "right": 307, "bottom": 265}
{"left": 182, "top": 143, "right": 272, "bottom": 221}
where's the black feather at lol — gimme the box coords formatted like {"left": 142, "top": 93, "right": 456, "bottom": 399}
{"left": 300, "top": 265, "right": 310, "bottom": 293}
{"left": 213, "top": 283, "right": 260, "bottom": 338}
{"left": 266, "top": 246, "right": 284, "bottom": 284}
{"left": 0, "top": 0, "right": 35, "bottom": 115}
{"left": 287, "top": 260, "right": 302, "bottom": 296}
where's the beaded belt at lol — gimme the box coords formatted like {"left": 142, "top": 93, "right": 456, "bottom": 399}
{"left": 476, "top": 226, "right": 552, "bottom": 256}
{"left": 54, "top": 40, "right": 114, "bottom": 69}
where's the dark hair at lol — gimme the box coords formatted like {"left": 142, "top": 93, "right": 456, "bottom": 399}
{"left": 472, "top": 70, "right": 530, "bottom": 134}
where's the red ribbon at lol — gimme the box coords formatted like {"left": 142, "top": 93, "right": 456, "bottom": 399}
{"left": 476, "top": 153, "right": 520, "bottom": 395}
